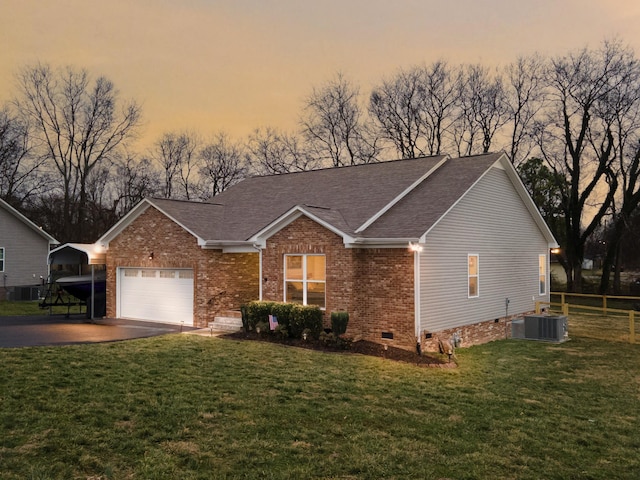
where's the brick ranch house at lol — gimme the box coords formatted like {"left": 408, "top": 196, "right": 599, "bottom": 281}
{"left": 97, "top": 152, "right": 557, "bottom": 352}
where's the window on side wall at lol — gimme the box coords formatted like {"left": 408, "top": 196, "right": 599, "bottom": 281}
{"left": 0, "top": 247, "right": 4, "bottom": 272}
{"left": 468, "top": 254, "right": 479, "bottom": 298}
{"left": 539, "top": 254, "right": 547, "bottom": 295}
{"left": 284, "top": 254, "right": 326, "bottom": 308}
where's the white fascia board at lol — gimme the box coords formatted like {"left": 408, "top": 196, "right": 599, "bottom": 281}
{"left": 201, "top": 241, "right": 260, "bottom": 253}
{"left": 98, "top": 198, "right": 207, "bottom": 248}
{"left": 249, "top": 205, "right": 356, "bottom": 247}
{"left": 346, "top": 237, "right": 420, "bottom": 249}
{"left": 354, "top": 156, "right": 449, "bottom": 234}
{"left": 496, "top": 155, "right": 559, "bottom": 247}
{"left": 0, "top": 198, "right": 59, "bottom": 244}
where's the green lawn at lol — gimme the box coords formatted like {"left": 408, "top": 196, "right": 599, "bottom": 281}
{"left": 1, "top": 334, "right": 639, "bottom": 479}
{"left": 0, "top": 300, "right": 85, "bottom": 317}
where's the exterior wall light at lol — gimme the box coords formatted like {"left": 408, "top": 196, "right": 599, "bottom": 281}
{"left": 409, "top": 243, "right": 423, "bottom": 252}
{"left": 550, "top": 248, "right": 561, "bottom": 255}
{"left": 148, "top": 252, "right": 154, "bottom": 260}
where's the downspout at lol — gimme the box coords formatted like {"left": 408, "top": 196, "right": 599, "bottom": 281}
{"left": 412, "top": 244, "right": 422, "bottom": 355}
{"left": 91, "top": 264, "right": 95, "bottom": 320}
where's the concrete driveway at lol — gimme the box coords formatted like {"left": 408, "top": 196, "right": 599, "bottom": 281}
{"left": 0, "top": 315, "right": 196, "bottom": 348}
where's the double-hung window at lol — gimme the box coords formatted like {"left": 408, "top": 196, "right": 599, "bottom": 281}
{"left": 284, "top": 254, "right": 326, "bottom": 308}
{"left": 0, "top": 247, "right": 4, "bottom": 272}
{"left": 539, "top": 254, "right": 547, "bottom": 295}
{"left": 468, "top": 254, "right": 479, "bottom": 298}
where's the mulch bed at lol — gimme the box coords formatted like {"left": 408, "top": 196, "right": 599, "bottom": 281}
{"left": 223, "top": 331, "right": 456, "bottom": 368}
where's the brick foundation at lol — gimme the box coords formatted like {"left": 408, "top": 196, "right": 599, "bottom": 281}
{"left": 421, "top": 311, "right": 535, "bottom": 352}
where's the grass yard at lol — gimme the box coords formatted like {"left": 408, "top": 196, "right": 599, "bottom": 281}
{"left": 0, "top": 334, "right": 639, "bottom": 479}
{"left": 0, "top": 300, "right": 85, "bottom": 317}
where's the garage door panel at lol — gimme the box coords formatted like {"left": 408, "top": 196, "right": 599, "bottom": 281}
{"left": 118, "top": 268, "right": 194, "bottom": 325}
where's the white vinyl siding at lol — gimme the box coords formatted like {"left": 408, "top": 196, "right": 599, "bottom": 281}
{"left": 419, "top": 166, "right": 550, "bottom": 333}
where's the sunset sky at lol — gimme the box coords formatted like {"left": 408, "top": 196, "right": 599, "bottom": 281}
{"left": 2, "top": 0, "right": 640, "bottom": 150}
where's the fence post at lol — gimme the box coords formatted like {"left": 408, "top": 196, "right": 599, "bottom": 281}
{"left": 561, "top": 292, "right": 565, "bottom": 306}
{"left": 535, "top": 301, "right": 540, "bottom": 314}
{"left": 603, "top": 295, "right": 607, "bottom": 316}
{"left": 630, "top": 310, "right": 636, "bottom": 344}
{"left": 562, "top": 303, "right": 569, "bottom": 316}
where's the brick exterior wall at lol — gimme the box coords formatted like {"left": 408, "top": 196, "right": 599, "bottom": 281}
{"left": 421, "top": 311, "right": 535, "bottom": 352}
{"left": 106, "top": 207, "right": 259, "bottom": 327}
{"left": 261, "top": 216, "right": 416, "bottom": 351}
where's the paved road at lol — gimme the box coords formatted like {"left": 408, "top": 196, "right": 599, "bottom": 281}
{"left": 0, "top": 315, "right": 195, "bottom": 348}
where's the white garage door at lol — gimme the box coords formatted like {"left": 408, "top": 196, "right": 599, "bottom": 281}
{"left": 118, "top": 268, "right": 194, "bottom": 325}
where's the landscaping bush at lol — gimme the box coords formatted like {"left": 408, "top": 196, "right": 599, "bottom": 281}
{"left": 254, "top": 320, "right": 269, "bottom": 335}
{"left": 270, "top": 302, "right": 296, "bottom": 334}
{"left": 291, "top": 304, "right": 323, "bottom": 339}
{"left": 244, "top": 301, "right": 322, "bottom": 339}
{"left": 331, "top": 311, "right": 349, "bottom": 336}
{"left": 245, "top": 301, "right": 275, "bottom": 330}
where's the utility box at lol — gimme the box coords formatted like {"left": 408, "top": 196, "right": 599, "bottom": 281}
{"left": 523, "top": 314, "right": 568, "bottom": 342}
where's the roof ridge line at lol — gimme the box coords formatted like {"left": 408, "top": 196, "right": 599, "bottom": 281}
{"left": 354, "top": 156, "right": 450, "bottom": 234}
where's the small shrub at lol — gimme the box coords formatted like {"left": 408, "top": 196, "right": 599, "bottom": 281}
{"left": 246, "top": 301, "right": 274, "bottom": 330}
{"left": 301, "top": 328, "right": 313, "bottom": 341}
{"left": 291, "top": 304, "right": 322, "bottom": 339}
{"left": 271, "top": 302, "right": 295, "bottom": 331}
{"left": 274, "top": 324, "right": 289, "bottom": 339}
{"left": 240, "top": 304, "right": 250, "bottom": 332}
{"left": 255, "top": 321, "right": 269, "bottom": 335}
{"left": 331, "top": 311, "right": 349, "bottom": 336}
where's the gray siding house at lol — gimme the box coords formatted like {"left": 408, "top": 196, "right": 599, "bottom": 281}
{"left": 0, "top": 199, "right": 58, "bottom": 301}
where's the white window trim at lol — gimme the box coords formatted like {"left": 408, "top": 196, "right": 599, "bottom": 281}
{"left": 539, "top": 254, "right": 547, "bottom": 296}
{"left": 468, "top": 253, "right": 479, "bottom": 298}
{"left": 0, "top": 247, "right": 4, "bottom": 272}
{"left": 284, "top": 254, "right": 326, "bottom": 308}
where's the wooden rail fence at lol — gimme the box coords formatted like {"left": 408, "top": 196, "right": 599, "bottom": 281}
{"left": 536, "top": 292, "right": 638, "bottom": 344}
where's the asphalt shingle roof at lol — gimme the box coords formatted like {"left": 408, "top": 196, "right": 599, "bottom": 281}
{"left": 146, "top": 153, "right": 503, "bottom": 243}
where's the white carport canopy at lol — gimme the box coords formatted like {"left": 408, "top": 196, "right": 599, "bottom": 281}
{"left": 47, "top": 243, "right": 106, "bottom": 319}
{"left": 48, "top": 243, "right": 106, "bottom": 266}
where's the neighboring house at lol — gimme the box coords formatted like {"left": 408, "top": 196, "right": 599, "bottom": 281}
{"left": 0, "top": 198, "right": 59, "bottom": 301}
{"left": 98, "top": 152, "right": 557, "bottom": 351}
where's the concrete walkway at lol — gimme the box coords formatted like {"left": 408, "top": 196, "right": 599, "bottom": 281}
{"left": 0, "top": 315, "right": 198, "bottom": 348}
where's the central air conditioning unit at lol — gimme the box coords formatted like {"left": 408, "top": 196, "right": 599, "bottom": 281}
{"left": 511, "top": 314, "right": 568, "bottom": 342}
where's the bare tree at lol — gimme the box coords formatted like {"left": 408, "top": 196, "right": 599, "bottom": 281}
{"left": 596, "top": 46, "right": 640, "bottom": 293}
{"left": 110, "top": 153, "right": 161, "bottom": 218}
{"left": 369, "top": 61, "right": 460, "bottom": 159}
{"left": 504, "top": 55, "right": 547, "bottom": 167}
{"left": 15, "top": 63, "right": 141, "bottom": 242}
{"left": 198, "top": 132, "right": 247, "bottom": 198}
{"left": 301, "top": 73, "right": 380, "bottom": 166}
{"left": 0, "top": 106, "right": 49, "bottom": 205}
{"left": 369, "top": 66, "right": 429, "bottom": 158}
{"left": 245, "top": 127, "right": 317, "bottom": 175}
{"left": 153, "top": 131, "right": 200, "bottom": 200}
{"left": 537, "top": 41, "right": 637, "bottom": 292}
